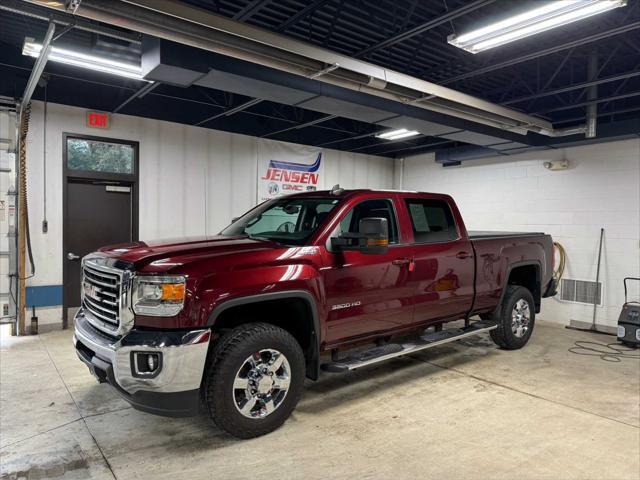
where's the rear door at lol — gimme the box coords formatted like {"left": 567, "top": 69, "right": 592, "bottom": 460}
{"left": 321, "top": 196, "right": 415, "bottom": 345}
{"left": 403, "top": 196, "right": 474, "bottom": 324}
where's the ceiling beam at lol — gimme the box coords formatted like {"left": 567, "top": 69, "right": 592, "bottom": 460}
{"left": 536, "top": 90, "right": 640, "bottom": 114}
{"left": 502, "top": 69, "right": 640, "bottom": 105}
{"left": 355, "top": 0, "right": 495, "bottom": 58}
{"left": 554, "top": 105, "right": 640, "bottom": 124}
{"left": 233, "top": 0, "right": 271, "bottom": 22}
{"left": 262, "top": 114, "right": 337, "bottom": 138}
{"left": 276, "top": 0, "right": 333, "bottom": 32}
{"left": 113, "top": 81, "right": 160, "bottom": 113}
{"left": 195, "top": 98, "right": 264, "bottom": 126}
{"left": 0, "top": 0, "right": 140, "bottom": 44}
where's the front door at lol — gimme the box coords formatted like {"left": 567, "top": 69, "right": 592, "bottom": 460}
{"left": 322, "top": 197, "right": 415, "bottom": 345}
{"left": 63, "top": 134, "right": 138, "bottom": 326}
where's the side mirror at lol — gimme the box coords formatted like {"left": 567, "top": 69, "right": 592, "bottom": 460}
{"left": 331, "top": 217, "right": 389, "bottom": 255}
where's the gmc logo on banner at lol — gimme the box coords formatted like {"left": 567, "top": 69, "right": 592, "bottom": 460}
{"left": 86, "top": 111, "right": 110, "bottom": 129}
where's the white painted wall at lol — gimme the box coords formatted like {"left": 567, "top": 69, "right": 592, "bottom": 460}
{"left": 398, "top": 139, "right": 640, "bottom": 328}
{"left": 24, "top": 101, "right": 394, "bottom": 326}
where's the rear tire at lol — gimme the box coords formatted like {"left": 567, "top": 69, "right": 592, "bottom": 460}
{"left": 203, "top": 323, "right": 305, "bottom": 439}
{"left": 489, "top": 285, "right": 535, "bottom": 350}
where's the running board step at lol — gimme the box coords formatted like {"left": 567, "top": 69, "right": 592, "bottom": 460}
{"left": 321, "top": 320, "right": 497, "bottom": 373}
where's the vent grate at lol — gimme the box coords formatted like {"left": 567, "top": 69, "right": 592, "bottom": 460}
{"left": 560, "top": 279, "right": 602, "bottom": 305}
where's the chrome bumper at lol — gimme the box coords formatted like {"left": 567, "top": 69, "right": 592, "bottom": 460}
{"left": 73, "top": 309, "right": 210, "bottom": 398}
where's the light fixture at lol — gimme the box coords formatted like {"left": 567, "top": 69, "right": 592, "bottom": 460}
{"left": 375, "top": 128, "right": 421, "bottom": 140}
{"left": 448, "top": 0, "right": 627, "bottom": 54}
{"left": 22, "top": 38, "right": 145, "bottom": 80}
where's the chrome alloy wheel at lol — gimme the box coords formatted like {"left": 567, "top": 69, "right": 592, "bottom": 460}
{"left": 511, "top": 299, "right": 531, "bottom": 338}
{"left": 232, "top": 349, "right": 291, "bottom": 419}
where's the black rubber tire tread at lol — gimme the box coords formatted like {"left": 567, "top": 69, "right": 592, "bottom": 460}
{"left": 203, "top": 322, "right": 305, "bottom": 439}
{"left": 489, "top": 285, "right": 536, "bottom": 350}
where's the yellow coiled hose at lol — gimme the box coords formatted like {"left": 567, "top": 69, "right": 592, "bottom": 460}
{"left": 19, "top": 102, "right": 35, "bottom": 276}
{"left": 553, "top": 241, "right": 566, "bottom": 283}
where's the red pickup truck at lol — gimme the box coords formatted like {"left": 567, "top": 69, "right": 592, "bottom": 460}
{"left": 74, "top": 188, "right": 556, "bottom": 438}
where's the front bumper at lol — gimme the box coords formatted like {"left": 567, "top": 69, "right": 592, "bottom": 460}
{"left": 73, "top": 309, "right": 210, "bottom": 417}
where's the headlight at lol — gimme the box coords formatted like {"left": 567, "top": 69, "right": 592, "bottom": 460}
{"left": 132, "top": 276, "right": 186, "bottom": 316}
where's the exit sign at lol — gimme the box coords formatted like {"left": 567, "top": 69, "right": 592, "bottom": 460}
{"left": 86, "top": 111, "right": 110, "bottom": 129}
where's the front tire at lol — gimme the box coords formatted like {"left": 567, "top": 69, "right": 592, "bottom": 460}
{"left": 489, "top": 285, "right": 536, "bottom": 350}
{"left": 203, "top": 323, "right": 305, "bottom": 439}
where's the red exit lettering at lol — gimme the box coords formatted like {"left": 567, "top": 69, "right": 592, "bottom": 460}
{"left": 87, "top": 112, "right": 110, "bottom": 129}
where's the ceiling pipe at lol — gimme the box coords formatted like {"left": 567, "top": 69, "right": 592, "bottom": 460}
{"left": 20, "top": 22, "right": 55, "bottom": 111}
{"left": 22, "top": 0, "right": 584, "bottom": 139}
{"left": 586, "top": 51, "right": 598, "bottom": 139}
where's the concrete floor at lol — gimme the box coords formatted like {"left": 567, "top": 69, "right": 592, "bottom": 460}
{"left": 1, "top": 320, "right": 638, "bottom": 480}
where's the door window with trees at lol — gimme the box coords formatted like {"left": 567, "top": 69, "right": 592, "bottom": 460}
{"left": 67, "top": 138, "right": 135, "bottom": 174}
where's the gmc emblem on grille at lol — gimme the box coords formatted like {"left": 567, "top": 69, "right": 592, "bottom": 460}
{"left": 83, "top": 282, "right": 101, "bottom": 300}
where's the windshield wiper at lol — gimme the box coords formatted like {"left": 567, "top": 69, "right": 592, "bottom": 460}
{"left": 242, "top": 233, "right": 271, "bottom": 242}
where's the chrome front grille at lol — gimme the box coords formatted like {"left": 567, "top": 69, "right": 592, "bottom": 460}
{"left": 82, "top": 260, "right": 126, "bottom": 336}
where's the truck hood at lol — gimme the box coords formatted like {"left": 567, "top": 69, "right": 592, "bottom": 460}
{"left": 96, "top": 235, "right": 283, "bottom": 271}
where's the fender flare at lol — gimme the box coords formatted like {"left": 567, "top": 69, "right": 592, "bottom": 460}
{"left": 207, "top": 290, "right": 321, "bottom": 380}
{"left": 498, "top": 260, "right": 542, "bottom": 312}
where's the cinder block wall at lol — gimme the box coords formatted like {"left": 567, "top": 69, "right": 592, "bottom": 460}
{"left": 24, "top": 101, "right": 395, "bottom": 327}
{"left": 397, "top": 139, "right": 640, "bottom": 328}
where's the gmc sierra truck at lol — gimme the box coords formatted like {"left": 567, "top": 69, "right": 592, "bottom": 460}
{"left": 74, "top": 188, "right": 556, "bottom": 438}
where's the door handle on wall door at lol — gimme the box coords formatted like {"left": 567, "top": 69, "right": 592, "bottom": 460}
{"left": 67, "top": 252, "right": 80, "bottom": 261}
{"left": 455, "top": 251, "right": 472, "bottom": 259}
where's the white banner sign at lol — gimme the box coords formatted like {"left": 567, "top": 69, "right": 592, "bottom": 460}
{"left": 257, "top": 140, "right": 324, "bottom": 203}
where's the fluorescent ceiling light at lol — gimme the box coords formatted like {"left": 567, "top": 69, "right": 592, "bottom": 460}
{"left": 448, "top": 0, "right": 627, "bottom": 53}
{"left": 22, "top": 39, "right": 145, "bottom": 80}
{"left": 376, "top": 128, "right": 421, "bottom": 140}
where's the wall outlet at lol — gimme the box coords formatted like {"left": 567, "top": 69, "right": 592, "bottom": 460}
{"left": 42, "top": 219, "right": 48, "bottom": 233}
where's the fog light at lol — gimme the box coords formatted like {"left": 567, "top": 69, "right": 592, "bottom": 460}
{"left": 617, "top": 326, "right": 625, "bottom": 338}
{"left": 636, "top": 329, "right": 640, "bottom": 341}
{"left": 132, "top": 352, "right": 162, "bottom": 377}
{"left": 147, "top": 354, "right": 157, "bottom": 371}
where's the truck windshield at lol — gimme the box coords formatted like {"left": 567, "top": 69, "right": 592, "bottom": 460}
{"left": 220, "top": 197, "right": 341, "bottom": 245}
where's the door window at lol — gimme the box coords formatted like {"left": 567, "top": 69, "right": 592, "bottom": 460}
{"left": 67, "top": 137, "right": 135, "bottom": 174}
{"left": 405, "top": 199, "right": 457, "bottom": 243}
{"left": 338, "top": 199, "right": 399, "bottom": 243}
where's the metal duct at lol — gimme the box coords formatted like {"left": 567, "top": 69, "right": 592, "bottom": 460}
{"left": 435, "top": 145, "right": 501, "bottom": 164}
{"left": 23, "top": 0, "right": 585, "bottom": 139}
{"left": 435, "top": 144, "right": 551, "bottom": 164}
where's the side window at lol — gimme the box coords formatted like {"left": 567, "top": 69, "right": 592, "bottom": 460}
{"left": 338, "top": 199, "right": 399, "bottom": 244}
{"left": 405, "top": 199, "right": 457, "bottom": 243}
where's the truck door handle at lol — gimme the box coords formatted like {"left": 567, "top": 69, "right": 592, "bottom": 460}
{"left": 392, "top": 258, "right": 411, "bottom": 266}
{"left": 392, "top": 258, "right": 415, "bottom": 271}
{"left": 67, "top": 252, "right": 80, "bottom": 261}
{"left": 455, "top": 251, "right": 472, "bottom": 259}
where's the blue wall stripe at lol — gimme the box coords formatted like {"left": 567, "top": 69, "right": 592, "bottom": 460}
{"left": 25, "top": 285, "right": 63, "bottom": 308}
